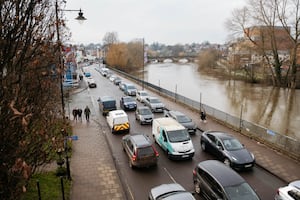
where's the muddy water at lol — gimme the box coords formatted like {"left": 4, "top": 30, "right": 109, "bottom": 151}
{"left": 140, "top": 62, "right": 300, "bottom": 140}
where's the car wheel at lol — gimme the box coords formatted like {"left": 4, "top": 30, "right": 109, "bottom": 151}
{"left": 194, "top": 181, "right": 201, "bottom": 194}
{"left": 224, "top": 158, "right": 231, "bottom": 167}
{"left": 201, "top": 142, "right": 206, "bottom": 151}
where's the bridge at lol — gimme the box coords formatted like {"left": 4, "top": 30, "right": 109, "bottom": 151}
{"left": 147, "top": 55, "right": 198, "bottom": 63}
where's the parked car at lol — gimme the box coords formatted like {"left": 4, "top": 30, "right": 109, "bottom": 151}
{"left": 135, "top": 106, "right": 154, "bottom": 125}
{"left": 120, "top": 96, "right": 137, "bottom": 111}
{"left": 122, "top": 133, "right": 159, "bottom": 168}
{"left": 164, "top": 110, "right": 197, "bottom": 134}
{"left": 113, "top": 77, "right": 122, "bottom": 85}
{"left": 136, "top": 90, "right": 149, "bottom": 103}
{"left": 123, "top": 83, "right": 137, "bottom": 96}
{"left": 144, "top": 96, "right": 165, "bottom": 113}
{"left": 200, "top": 131, "right": 255, "bottom": 170}
{"left": 149, "top": 183, "right": 196, "bottom": 200}
{"left": 87, "top": 78, "right": 97, "bottom": 88}
{"left": 275, "top": 180, "right": 300, "bottom": 200}
{"left": 193, "top": 160, "right": 260, "bottom": 200}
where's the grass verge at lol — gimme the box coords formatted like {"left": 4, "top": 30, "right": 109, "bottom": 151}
{"left": 20, "top": 171, "right": 71, "bottom": 200}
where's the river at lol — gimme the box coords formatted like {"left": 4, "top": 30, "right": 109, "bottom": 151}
{"left": 139, "top": 62, "right": 300, "bottom": 141}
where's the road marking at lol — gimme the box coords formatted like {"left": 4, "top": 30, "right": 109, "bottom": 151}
{"left": 163, "top": 167, "right": 177, "bottom": 183}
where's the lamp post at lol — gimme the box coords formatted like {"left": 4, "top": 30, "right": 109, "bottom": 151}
{"left": 55, "top": 1, "right": 86, "bottom": 120}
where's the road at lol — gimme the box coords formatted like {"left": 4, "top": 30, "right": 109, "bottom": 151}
{"left": 76, "top": 64, "right": 286, "bottom": 200}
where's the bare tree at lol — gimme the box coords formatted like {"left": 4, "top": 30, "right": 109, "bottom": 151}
{"left": 102, "top": 31, "right": 119, "bottom": 46}
{"left": 0, "top": 1, "right": 67, "bottom": 198}
{"left": 226, "top": 0, "right": 298, "bottom": 87}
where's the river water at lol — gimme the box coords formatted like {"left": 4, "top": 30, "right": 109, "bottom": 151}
{"left": 140, "top": 62, "right": 300, "bottom": 141}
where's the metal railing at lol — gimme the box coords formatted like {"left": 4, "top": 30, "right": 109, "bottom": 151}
{"left": 109, "top": 67, "right": 300, "bottom": 161}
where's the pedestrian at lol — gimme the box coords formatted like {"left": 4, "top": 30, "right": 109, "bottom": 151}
{"left": 72, "top": 108, "right": 78, "bottom": 121}
{"left": 78, "top": 108, "right": 83, "bottom": 122}
{"left": 84, "top": 105, "right": 91, "bottom": 122}
{"left": 200, "top": 110, "right": 207, "bottom": 123}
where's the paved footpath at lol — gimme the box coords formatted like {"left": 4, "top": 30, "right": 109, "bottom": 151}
{"left": 69, "top": 89, "right": 126, "bottom": 200}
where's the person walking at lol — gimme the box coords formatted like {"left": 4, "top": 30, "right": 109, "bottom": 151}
{"left": 84, "top": 106, "right": 91, "bottom": 122}
{"left": 78, "top": 108, "right": 83, "bottom": 122}
{"left": 72, "top": 108, "right": 78, "bottom": 121}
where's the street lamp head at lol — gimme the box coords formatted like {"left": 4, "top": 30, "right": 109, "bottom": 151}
{"left": 75, "top": 9, "right": 87, "bottom": 21}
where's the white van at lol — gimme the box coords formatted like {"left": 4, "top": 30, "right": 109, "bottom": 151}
{"left": 152, "top": 117, "right": 195, "bottom": 160}
{"left": 106, "top": 110, "right": 130, "bottom": 134}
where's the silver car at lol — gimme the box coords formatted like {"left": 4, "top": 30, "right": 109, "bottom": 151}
{"left": 135, "top": 106, "right": 154, "bottom": 125}
{"left": 149, "top": 183, "right": 196, "bottom": 200}
{"left": 144, "top": 96, "right": 165, "bottom": 113}
{"left": 165, "top": 110, "right": 197, "bottom": 134}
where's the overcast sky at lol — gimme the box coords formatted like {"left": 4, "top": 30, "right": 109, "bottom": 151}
{"left": 64, "top": 0, "right": 246, "bottom": 45}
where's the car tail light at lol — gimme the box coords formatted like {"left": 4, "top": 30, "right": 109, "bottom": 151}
{"left": 192, "top": 168, "right": 197, "bottom": 176}
{"left": 152, "top": 145, "right": 159, "bottom": 157}
{"left": 132, "top": 151, "right": 137, "bottom": 161}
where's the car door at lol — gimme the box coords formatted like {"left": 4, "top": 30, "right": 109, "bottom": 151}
{"left": 206, "top": 134, "right": 217, "bottom": 152}
{"left": 125, "top": 139, "right": 134, "bottom": 160}
{"left": 214, "top": 139, "right": 225, "bottom": 160}
{"left": 160, "top": 130, "right": 168, "bottom": 151}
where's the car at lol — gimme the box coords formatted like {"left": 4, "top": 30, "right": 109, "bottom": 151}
{"left": 123, "top": 83, "right": 137, "bottom": 96}
{"left": 119, "top": 82, "right": 126, "bottom": 91}
{"left": 122, "top": 133, "right": 159, "bottom": 168}
{"left": 113, "top": 77, "right": 122, "bottom": 85}
{"left": 193, "top": 160, "right": 260, "bottom": 200}
{"left": 135, "top": 106, "right": 154, "bottom": 125}
{"left": 120, "top": 96, "right": 137, "bottom": 111}
{"left": 136, "top": 90, "right": 149, "bottom": 103}
{"left": 87, "top": 78, "right": 97, "bottom": 88}
{"left": 144, "top": 96, "right": 165, "bottom": 113}
{"left": 200, "top": 130, "right": 255, "bottom": 170}
{"left": 275, "top": 180, "right": 300, "bottom": 200}
{"left": 149, "top": 183, "right": 196, "bottom": 200}
{"left": 109, "top": 74, "right": 116, "bottom": 82}
{"left": 164, "top": 110, "right": 197, "bottom": 134}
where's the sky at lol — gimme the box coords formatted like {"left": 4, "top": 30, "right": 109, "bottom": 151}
{"left": 64, "top": 0, "right": 246, "bottom": 45}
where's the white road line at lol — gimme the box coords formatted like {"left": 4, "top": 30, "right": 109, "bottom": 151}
{"left": 163, "top": 167, "right": 177, "bottom": 183}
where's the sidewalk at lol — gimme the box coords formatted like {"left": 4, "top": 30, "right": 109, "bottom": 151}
{"left": 68, "top": 81, "right": 300, "bottom": 200}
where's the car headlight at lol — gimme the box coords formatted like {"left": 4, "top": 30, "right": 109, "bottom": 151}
{"left": 231, "top": 156, "right": 238, "bottom": 161}
{"left": 251, "top": 152, "right": 255, "bottom": 160}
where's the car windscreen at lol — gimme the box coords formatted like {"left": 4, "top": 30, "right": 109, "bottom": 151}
{"left": 139, "top": 108, "right": 152, "bottom": 115}
{"left": 137, "top": 146, "right": 154, "bottom": 158}
{"left": 167, "top": 129, "right": 190, "bottom": 142}
{"left": 123, "top": 97, "right": 134, "bottom": 103}
{"left": 224, "top": 182, "right": 260, "bottom": 200}
{"left": 103, "top": 101, "right": 116, "bottom": 108}
{"left": 222, "top": 138, "right": 244, "bottom": 151}
{"left": 176, "top": 115, "right": 191, "bottom": 123}
{"left": 150, "top": 98, "right": 161, "bottom": 103}
{"left": 127, "top": 85, "right": 136, "bottom": 90}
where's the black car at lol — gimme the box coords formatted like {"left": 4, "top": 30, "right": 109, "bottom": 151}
{"left": 193, "top": 160, "right": 260, "bottom": 200}
{"left": 122, "top": 134, "right": 159, "bottom": 169}
{"left": 200, "top": 131, "right": 255, "bottom": 170}
{"left": 120, "top": 96, "right": 137, "bottom": 111}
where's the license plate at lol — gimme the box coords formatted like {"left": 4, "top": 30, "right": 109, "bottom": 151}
{"left": 245, "top": 164, "right": 252, "bottom": 168}
{"left": 182, "top": 155, "right": 189, "bottom": 158}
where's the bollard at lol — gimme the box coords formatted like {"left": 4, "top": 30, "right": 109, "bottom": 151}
{"left": 36, "top": 180, "right": 41, "bottom": 200}
{"left": 60, "top": 177, "right": 65, "bottom": 200}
